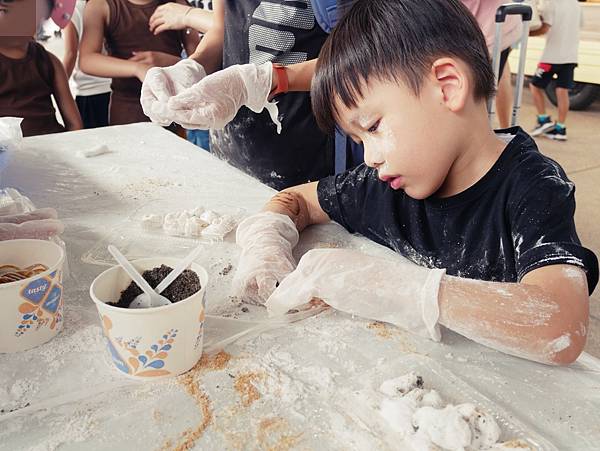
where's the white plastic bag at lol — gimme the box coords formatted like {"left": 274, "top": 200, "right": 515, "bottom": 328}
{"left": 0, "top": 117, "right": 23, "bottom": 183}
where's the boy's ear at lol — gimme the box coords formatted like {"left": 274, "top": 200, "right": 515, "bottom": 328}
{"left": 430, "top": 58, "right": 470, "bottom": 112}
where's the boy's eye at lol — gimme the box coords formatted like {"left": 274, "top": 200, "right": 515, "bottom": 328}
{"left": 367, "top": 120, "right": 380, "bottom": 133}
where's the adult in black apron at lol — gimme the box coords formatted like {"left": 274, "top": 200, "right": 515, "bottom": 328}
{"left": 211, "top": 0, "right": 334, "bottom": 190}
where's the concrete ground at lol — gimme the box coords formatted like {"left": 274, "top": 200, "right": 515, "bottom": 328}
{"left": 509, "top": 88, "right": 600, "bottom": 358}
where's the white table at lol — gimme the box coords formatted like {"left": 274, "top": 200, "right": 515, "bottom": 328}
{"left": 1, "top": 124, "right": 599, "bottom": 451}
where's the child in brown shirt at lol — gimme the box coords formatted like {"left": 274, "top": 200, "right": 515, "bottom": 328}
{"left": 0, "top": 0, "right": 82, "bottom": 137}
{"left": 79, "top": 0, "right": 199, "bottom": 125}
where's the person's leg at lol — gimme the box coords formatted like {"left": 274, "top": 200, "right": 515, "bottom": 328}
{"left": 530, "top": 83, "right": 546, "bottom": 115}
{"left": 543, "top": 64, "right": 575, "bottom": 141}
{"left": 496, "top": 49, "right": 512, "bottom": 128}
{"left": 556, "top": 87, "right": 570, "bottom": 124}
{"left": 530, "top": 63, "right": 555, "bottom": 136}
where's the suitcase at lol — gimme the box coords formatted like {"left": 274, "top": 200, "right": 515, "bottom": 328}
{"left": 488, "top": 2, "right": 533, "bottom": 127}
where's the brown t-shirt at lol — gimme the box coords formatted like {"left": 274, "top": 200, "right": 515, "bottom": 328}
{"left": 104, "top": 0, "right": 184, "bottom": 125}
{"left": 0, "top": 41, "right": 64, "bottom": 137}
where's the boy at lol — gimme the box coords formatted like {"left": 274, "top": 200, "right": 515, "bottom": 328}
{"left": 232, "top": 0, "right": 598, "bottom": 366}
{"left": 530, "top": 0, "right": 582, "bottom": 141}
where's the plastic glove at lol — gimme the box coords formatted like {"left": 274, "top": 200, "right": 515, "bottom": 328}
{"left": 232, "top": 212, "right": 299, "bottom": 305}
{"left": 167, "top": 62, "right": 282, "bottom": 132}
{"left": 266, "top": 249, "right": 446, "bottom": 341}
{"left": 0, "top": 208, "right": 58, "bottom": 224}
{"left": 140, "top": 59, "right": 207, "bottom": 126}
{"left": 0, "top": 219, "right": 64, "bottom": 241}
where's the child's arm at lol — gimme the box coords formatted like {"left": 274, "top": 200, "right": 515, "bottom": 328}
{"left": 188, "top": 0, "right": 224, "bottom": 74}
{"left": 79, "top": 0, "right": 150, "bottom": 81}
{"left": 149, "top": 3, "right": 214, "bottom": 35}
{"left": 62, "top": 21, "right": 79, "bottom": 79}
{"left": 258, "top": 184, "right": 589, "bottom": 365}
{"left": 49, "top": 53, "right": 83, "bottom": 131}
{"left": 529, "top": 22, "right": 550, "bottom": 36}
{"left": 438, "top": 265, "right": 588, "bottom": 365}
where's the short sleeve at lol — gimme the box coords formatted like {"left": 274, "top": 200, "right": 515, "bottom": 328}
{"left": 317, "top": 164, "right": 381, "bottom": 234}
{"left": 541, "top": 0, "right": 555, "bottom": 26}
{"left": 510, "top": 165, "right": 598, "bottom": 294}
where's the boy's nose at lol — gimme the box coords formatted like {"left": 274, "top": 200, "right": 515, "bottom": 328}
{"left": 363, "top": 146, "right": 384, "bottom": 169}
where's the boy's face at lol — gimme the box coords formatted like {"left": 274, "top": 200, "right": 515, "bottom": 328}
{"left": 0, "top": 0, "right": 51, "bottom": 37}
{"left": 335, "top": 75, "right": 461, "bottom": 200}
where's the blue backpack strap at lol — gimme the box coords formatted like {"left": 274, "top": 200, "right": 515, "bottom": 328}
{"left": 312, "top": 0, "right": 339, "bottom": 34}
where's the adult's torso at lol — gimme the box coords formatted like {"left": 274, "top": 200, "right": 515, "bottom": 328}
{"left": 212, "top": 0, "right": 334, "bottom": 190}
{"left": 104, "top": 0, "right": 183, "bottom": 123}
{"left": 0, "top": 41, "right": 64, "bottom": 137}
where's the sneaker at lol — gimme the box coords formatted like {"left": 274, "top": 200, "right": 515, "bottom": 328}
{"left": 544, "top": 124, "right": 567, "bottom": 141}
{"left": 531, "top": 116, "right": 554, "bottom": 137}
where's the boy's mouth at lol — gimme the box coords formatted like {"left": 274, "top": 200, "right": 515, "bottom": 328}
{"left": 379, "top": 175, "right": 404, "bottom": 190}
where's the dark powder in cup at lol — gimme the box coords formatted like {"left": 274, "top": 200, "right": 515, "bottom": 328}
{"left": 108, "top": 264, "right": 201, "bottom": 308}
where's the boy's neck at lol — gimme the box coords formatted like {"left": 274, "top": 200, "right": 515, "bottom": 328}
{"left": 435, "top": 104, "right": 508, "bottom": 198}
{"left": 0, "top": 37, "right": 31, "bottom": 58}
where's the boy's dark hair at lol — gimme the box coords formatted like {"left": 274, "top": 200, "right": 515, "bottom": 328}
{"left": 312, "top": 0, "right": 496, "bottom": 132}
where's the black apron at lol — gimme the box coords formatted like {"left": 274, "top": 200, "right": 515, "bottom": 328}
{"left": 211, "top": 0, "right": 334, "bottom": 190}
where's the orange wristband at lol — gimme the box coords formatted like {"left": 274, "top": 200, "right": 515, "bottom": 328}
{"left": 270, "top": 64, "right": 289, "bottom": 97}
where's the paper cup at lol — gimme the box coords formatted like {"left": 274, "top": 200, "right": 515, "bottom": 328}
{"left": 0, "top": 239, "right": 65, "bottom": 353}
{"left": 90, "top": 258, "right": 208, "bottom": 380}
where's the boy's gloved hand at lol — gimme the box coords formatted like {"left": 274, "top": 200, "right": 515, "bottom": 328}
{"left": 167, "top": 62, "right": 282, "bottom": 132}
{"left": 266, "top": 249, "right": 446, "bottom": 341}
{"left": 232, "top": 212, "right": 299, "bottom": 305}
{"left": 140, "top": 59, "right": 207, "bottom": 126}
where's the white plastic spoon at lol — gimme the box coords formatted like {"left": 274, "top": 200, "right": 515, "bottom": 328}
{"left": 107, "top": 245, "right": 171, "bottom": 308}
{"left": 129, "top": 243, "right": 204, "bottom": 309}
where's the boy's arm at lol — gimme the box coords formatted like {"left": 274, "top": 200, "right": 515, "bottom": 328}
{"left": 79, "top": 0, "right": 149, "bottom": 81}
{"left": 439, "top": 265, "right": 589, "bottom": 365}
{"left": 62, "top": 21, "right": 79, "bottom": 79}
{"left": 263, "top": 182, "right": 330, "bottom": 231}
{"left": 49, "top": 53, "right": 83, "bottom": 131}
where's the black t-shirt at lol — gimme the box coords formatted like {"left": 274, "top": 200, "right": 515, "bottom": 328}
{"left": 317, "top": 128, "right": 598, "bottom": 294}
{"left": 211, "top": 0, "right": 334, "bottom": 190}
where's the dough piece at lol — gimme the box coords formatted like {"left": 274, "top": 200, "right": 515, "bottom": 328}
{"left": 412, "top": 405, "right": 473, "bottom": 450}
{"left": 184, "top": 216, "right": 209, "bottom": 237}
{"left": 141, "top": 214, "right": 164, "bottom": 230}
{"left": 412, "top": 403, "right": 501, "bottom": 451}
{"left": 381, "top": 395, "right": 420, "bottom": 435}
{"left": 380, "top": 372, "right": 424, "bottom": 397}
{"left": 78, "top": 144, "right": 110, "bottom": 158}
{"left": 201, "top": 214, "right": 237, "bottom": 239}
{"left": 199, "top": 210, "right": 220, "bottom": 224}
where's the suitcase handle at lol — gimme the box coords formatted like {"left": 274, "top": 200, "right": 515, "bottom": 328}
{"left": 495, "top": 3, "right": 533, "bottom": 23}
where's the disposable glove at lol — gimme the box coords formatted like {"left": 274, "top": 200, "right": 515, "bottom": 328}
{"left": 0, "top": 219, "right": 64, "bottom": 241}
{"left": 232, "top": 212, "right": 299, "bottom": 305}
{"left": 140, "top": 59, "right": 207, "bottom": 126}
{"left": 266, "top": 249, "right": 446, "bottom": 341}
{"left": 167, "top": 62, "right": 282, "bottom": 132}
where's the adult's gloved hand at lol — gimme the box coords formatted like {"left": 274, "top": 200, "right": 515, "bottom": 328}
{"left": 0, "top": 208, "right": 64, "bottom": 241}
{"left": 140, "top": 59, "right": 207, "bottom": 126}
{"left": 232, "top": 212, "right": 299, "bottom": 305}
{"left": 167, "top": 62, "right": 282, "bottom": 132}
{"left": 266, "top": 249, "right": 446, "bottom": 341}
